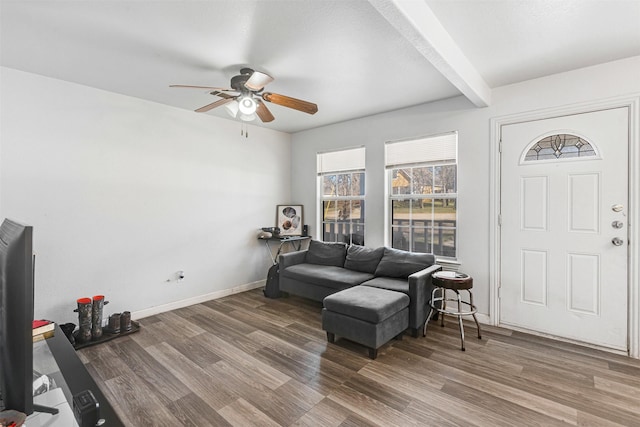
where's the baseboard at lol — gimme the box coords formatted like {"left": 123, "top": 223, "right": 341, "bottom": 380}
{"left": 474, "top": 312, "right": 491, "bottom": 325}
{"left": 132, "top": 280, "right": 265, "bottom": 320}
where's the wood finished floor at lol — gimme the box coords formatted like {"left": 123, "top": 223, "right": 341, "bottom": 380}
{"left": 78, "top": 289, "right": 640, "bottom": 426}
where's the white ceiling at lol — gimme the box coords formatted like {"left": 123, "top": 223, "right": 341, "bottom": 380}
{"left": 1, "top": 0, "right": 639, "bottom": 133}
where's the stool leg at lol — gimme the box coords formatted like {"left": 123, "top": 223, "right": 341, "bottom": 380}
{"left": 423, "top": 305, "right": 435, "bottom": 337}
{"left": 424, "top": 287, "right": 438, "bottom": 337}
{"left": 440, "top": 288, "right": 446, "bottom": 327}
{"left": 469, "top": 289, "right": 482, "bottom": 339}
{"left": 456, "top": 290, "right": 466, "bottom": 351}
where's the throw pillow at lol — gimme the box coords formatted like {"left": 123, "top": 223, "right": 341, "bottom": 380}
{"left": 344, "top": 245, "right": 384, "bottom": 274}
{"left": 306, "top": 240, "right": 347, "bottom": 267}
{"left": 374, "top": 247, "right": 435, "bottom": 279}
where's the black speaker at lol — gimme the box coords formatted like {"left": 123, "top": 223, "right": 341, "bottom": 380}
{"left": 73, "top": 390, "right": 100, "bottom": 427}
{"left": 302, "top": 225, "right": 308, "bottom": 236}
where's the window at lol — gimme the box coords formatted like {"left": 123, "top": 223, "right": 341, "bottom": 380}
{"left": 317, "top": 147, "right": 365, "bottom": 245}
{"left": 386, "top": 133, "right": 457, "bottom": 258}
{"left": 523, "top": 133, "right": 598, "bottom": 162}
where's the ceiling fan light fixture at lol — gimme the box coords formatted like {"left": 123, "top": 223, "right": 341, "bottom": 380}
{"left": 225, "top": 100, "right": 239, "bottom": 118}
{"left": 238, "top": 96, "right": 257, "bottom": 115}
{"left": 244, "top": 70, "right": 274, "bottom": 91}
{"left": 240, "top": 112, "right": 256, "bottom": 122}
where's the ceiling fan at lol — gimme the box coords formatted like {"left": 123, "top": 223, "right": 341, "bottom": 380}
{"left": 170, "top": 68, "right": 318, "bottom": 123}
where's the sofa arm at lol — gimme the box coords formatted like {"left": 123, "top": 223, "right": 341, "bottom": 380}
{"left": 279, "top": 250, "right": 308, "bottom": 270}
{"left": 406, "top": 264, "right": 443, "bottom": 335}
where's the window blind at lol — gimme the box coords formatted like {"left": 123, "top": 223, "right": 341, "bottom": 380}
{"left": 385, "top": 132, "right": 457, "bottom": 169}
{"left": 317, "top": 146, "right": 365, "bottom": 175}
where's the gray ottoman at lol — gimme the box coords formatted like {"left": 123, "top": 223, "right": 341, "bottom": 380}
{"left": 322, "top": 286, "right": 409, "bottom": 359}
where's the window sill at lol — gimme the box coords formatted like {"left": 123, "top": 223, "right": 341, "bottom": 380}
{"left": 436, "top": 258, "right": 460, "bottom": 272}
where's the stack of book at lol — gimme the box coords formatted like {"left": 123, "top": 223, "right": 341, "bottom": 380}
{"left": 32, "top": 319, "right": 55, "bottom": 342}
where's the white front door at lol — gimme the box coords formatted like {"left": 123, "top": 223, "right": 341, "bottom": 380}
{"left": 500, "top": 107, "right": 629, "bottom": 351}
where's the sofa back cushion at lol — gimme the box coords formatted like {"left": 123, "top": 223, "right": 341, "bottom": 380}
{"left": 344, "top": 245, "right": 384, "bottom": 274}
{"left": 306, "top": 240, "right": 347, "bottom": 267}
{"left": 374, "top": 247, "right": 435, "bottom": 279}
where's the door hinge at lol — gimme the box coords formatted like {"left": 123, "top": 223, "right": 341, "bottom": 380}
{"left": 498, "top": 286, "right": 501, "bottom": 298}
{"left": 499, "top": 139, "right": 502, "bottom": 153}
{"left": 498, "top": 214, "right": 502, "bottom": 226}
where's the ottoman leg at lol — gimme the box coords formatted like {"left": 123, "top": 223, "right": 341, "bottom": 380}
{"left": 327, "top": 332, "right": 335, "bottom": 343}
{"left": 368, "top": 348, "right": 378, "bottom": 359}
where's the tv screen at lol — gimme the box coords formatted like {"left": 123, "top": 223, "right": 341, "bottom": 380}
{"left": 0, "top": 218, "right": 34, "bottom": 415}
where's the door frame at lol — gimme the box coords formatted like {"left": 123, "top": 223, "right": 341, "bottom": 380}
{"left": 489, "top": 94, "right": 640, "bottom": 358}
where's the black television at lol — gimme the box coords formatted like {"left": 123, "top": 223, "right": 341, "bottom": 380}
{"left": 0, "top": 219, "right": 57, "bottom": 417}
{"left": 0, "top": 218, "right": 35, "bottom": 415}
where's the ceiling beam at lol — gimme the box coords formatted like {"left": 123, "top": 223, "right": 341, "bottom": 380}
{"left": 369, "top": 0, "right": 491, "bottom": 107}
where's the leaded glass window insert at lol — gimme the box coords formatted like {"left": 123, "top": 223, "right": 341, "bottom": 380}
{"left": 523, "top": 134, "right": 597, "bottom": 162}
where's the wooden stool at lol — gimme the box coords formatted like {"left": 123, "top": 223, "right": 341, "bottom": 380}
{"left": 423, "top": 271, "right": 481, "bottom": 351}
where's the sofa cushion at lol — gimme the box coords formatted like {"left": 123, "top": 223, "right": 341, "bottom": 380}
{"left": 281, "top": 264, "right": 374, "bottom": 290}
{"left": 361, "top": 277, "right": 409, "bottom": 294}
{"left": 306, "top": 240, "right": 347, "bottom": 267}
{"left": 374, "top": 248, "right": 435, "bottom": 279}
{"left": 344, "top": 245, "right": 384, "bottom": 274}
{"left": 323, "top": 286, "right": 409, "bottom": 323}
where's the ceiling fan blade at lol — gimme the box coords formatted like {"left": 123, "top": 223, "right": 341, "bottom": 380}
{"left": 255, "top": 99, "right": 275, "bottom": 123}
{"left": 195, "top": 97, "right": 235, "bottom": 113}
{"left": 262, "top": 92, "right": 318, "bottom": 115}
{"left": 170, "top": 84, "right": 234, "bottom": 91}
{"left": 244, "top": 71, "right": 274, "bottom": 91}
{"left": 210, "top": 90, "right": 236, "bottom": 99}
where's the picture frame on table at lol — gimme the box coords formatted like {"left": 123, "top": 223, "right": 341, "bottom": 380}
{"left": 276, "top": 205, "right": 303, "bottom": 236}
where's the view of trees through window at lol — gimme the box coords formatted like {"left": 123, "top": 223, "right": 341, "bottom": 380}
{"left": 390, "top": 164, "right": 457, "bottom": 257}
{"left": 322, "top": 172, "right": 365, "bottom": 245}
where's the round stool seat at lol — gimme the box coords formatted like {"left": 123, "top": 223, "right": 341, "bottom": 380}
{"left": 432, "top": 271, "right": 473, "bottom": 291}
{"left": 424, "top": 270, "right": 481, "bottom": 351}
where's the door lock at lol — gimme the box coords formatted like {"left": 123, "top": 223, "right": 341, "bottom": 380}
{"left": 611, "top": 221, "right": 624, "bottom": 229}
{"left": 612, "top": 204, "right": 624, "bottom": 212}
{"left": 612, "top": 237, "right": 624, "bottom": 246}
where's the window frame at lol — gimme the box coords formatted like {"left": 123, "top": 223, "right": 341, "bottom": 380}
{"left": 385, "top": 132, "right": 458, "bottom": 260}
{"left": 317, "top": 147, "right": 366, "bottom": 245}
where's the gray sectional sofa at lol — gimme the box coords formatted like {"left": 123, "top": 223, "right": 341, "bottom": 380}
{"left": 278, "top": 240, "right": 442, "bottom": 337}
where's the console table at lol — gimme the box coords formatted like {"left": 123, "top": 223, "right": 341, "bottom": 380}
{"left": 27, "top": 325, "right": 124, "bottom": 426}
{"left": 259, "top": 235, "right": 311, "bottom": 264}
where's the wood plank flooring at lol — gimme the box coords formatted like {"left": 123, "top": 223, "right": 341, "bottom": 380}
{"left": 78, "top": 289, "right": 640, "bottom": 426}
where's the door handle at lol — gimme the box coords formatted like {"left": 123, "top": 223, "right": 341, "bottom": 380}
{"left": 612, "top": 221, "right": 624, "bottom": 229}
{"left": 612, "top": 237, "right": 624, "bottom": 246}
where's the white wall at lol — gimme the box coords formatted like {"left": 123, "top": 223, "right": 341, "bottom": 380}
{"left": 291, "top": 56, "right": 640, "bottom": 317}
{"left": 0, "top": 67, "right": 291, "bottom": 324}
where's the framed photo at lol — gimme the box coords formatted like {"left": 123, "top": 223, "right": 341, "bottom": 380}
{"left": 276, "top": 205, "right": 303, "bottom": 236}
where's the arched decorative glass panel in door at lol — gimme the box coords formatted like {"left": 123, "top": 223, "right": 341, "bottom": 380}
{"left": 523, "top": 133, "right": 599, "bottom": 162}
